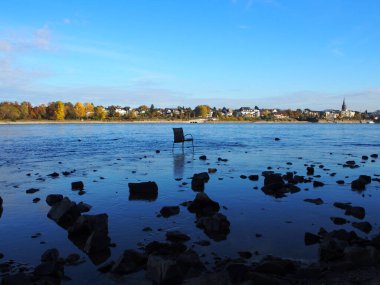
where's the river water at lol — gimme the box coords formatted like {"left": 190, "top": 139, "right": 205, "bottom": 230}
{"left": 0, "top": 123, "right": 379, "bottom": 284}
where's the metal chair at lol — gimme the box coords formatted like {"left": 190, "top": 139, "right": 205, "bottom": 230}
{"left": 172, "top": 128, "right": 194, "bottom": 151}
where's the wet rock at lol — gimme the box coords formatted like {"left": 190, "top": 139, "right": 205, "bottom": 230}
{"left": 330, "top": 217, "right": 348, "bottom": 225}
{"left": 46, "top": 194, "right": 63, "bottom": 206}
{"left": 156, "top": 150, "right": 160, "bottom": 154}
{"left": 182, "top": 271, "right": 230, "bottom": 285}
{"left": 336, "top": 180, "right": 345, "bottom": 185}
{"left": 352, "top": 221, "right": 372, "bottom": 233}
{"left": 194, "top": 240, "right": 211, "bottom": 246}
{"left": 47, "top": 172, "right": 60, "bottom": 178}
{"left": 111, "top": 249, "right": 147, "bottom": 275}
{"left": 362, "top": 155, "right": 369, "bottom": 160}
{"left": 304, "top": 232, "right": 320, "bottom": 245}
{"left": 187, "top": 192, "right": 220, "bottom": 217}
{"left": 128, "top": 181, "right": 158, "bottom": 201}
{"left": 34, "top": 262, "right": 64, "bottom": 280}
{"left": 274, "top": 138, "right": 280, "bottom": 141}
{"left": 351, "top": 179, "right": 366, "bottom": 191}
{"left": 166, "top": 231, "right": 191, "bottom": 243}
{"left": 199, "top": 155, "right": 207, "bottom": 160}
{"left": 208, "top": 168, "right": 217, "bottom": 173}
{"left": 26, "top": 188, "right": 39, "bottom": 194}
{"left": 226, "top": 263, "right": 249, "bottom": 284}
{"left": 304, "top": 198, "right": 323, "bottom": 205}
{"left": 359, "top": 175, "right": 372, "bottom": 184}
{"left": 307, "top": 167, "right": 314, "bottom": 176}
{"left": 248, "top": 175, "right": 259, "bottom": 181}
{"left": 77, "top": 202, "right": 92, "bottom": 213}
{"left": 333, "top": 202, "right": 352, "bottom": 210}
{"left": 32, "top": 197, "right": 40, "bottom": 203}
{"left": 343, "top": 245, "right": 378, "bottom": 267}
{"left": 319, "top": 238, "right": 347, "bottom": 262}
{"left": 238, "top": 251, "right": 252, "bottom": 259}
{"left": 47, "top": 197, "right": 81, "bottom": 228}
{"left": 1, "top": 273, "right": 33, "bottom": 285}
{"left": 144, "top": 241, "right": 187, "bottom": 256}
{"left": 65, "top": 253, "right": 81, "bottom": 265}
{"left": 97, "top": 261, "right": 115, "bottom": 273}
{"left": 240, "top": 175, "right": 247, "bottom": 179}
{"left": 62, "top": 171, "right": 71, "bottom": 176}
{"left": 68, "top": 214, "right": 110, "bottom": 254}
{"left": 143, "top": 227, "right": 152, "bottom": 232}
{"left": 41, "top": 248, "right": 59, "bottom": 263}
{"left": 191, "top": 172, "right": 210, "bottom": 192}
{"left": 345, "top": 160, "right": 356, "bottom": 165}
{"left": 261, "top": 175, "right": 300, "bottom": 198}
{"left": 160, "top": 206, "right": 180, "bottom": 218}
{"left": 196, "top": 213, "right": 230, "bottom": 241}
{"left": 370, "top": 154, "right": 378, "bottom": 158}
{"left": 71, "top": 181, "right": 84, "bottom": 190}
{"left": 345, "top": 206, "right": 365, "bottom": 220}
{"left": 254, "top": 257, "right": 297, "bottom": 276}
{"left": 313, "top": 181, "right": 324, "bottom": 188}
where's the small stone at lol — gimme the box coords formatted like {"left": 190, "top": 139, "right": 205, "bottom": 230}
{"left": 304, "top": 198, "right": 324, "bottom": 205}
{"left": 304, "top": 232, "right": 320, "bottom": 245}
{"left": 313, "top": 181, "right": 324, "bottom": 188}
{"left": 238, "top": 251, "right": 252, "bottom": 259}
{"left": 160, "top": 206, "right": 180, "bottom": 218}
{"left": 26, "top": 188, "right": 39, "bottom": 194}
{"left": 199, "top": 155, "right": 207, "bottom": 160}
{"left": 71, "top": 181, "right": 84, "bottom": 190}
{"left": 32, "top": 197, "right": 41, "bottom": 203}
{"left": 330, "top": 217, "right": 348, "bottom": 225}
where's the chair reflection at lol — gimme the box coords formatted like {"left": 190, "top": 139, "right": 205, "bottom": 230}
{"left": 173, "top": 153, "right": 186, "bottom": 178}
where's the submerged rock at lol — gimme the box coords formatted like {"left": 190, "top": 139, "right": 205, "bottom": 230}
{"left": 304, "top": 198, "right": 324, "bottom": 205}
{"left": 248, "top": 175, "right": 259, "bottom": 181}
{"left": 330, "top": 217, "right": 348, "bottom": 225}
{"left": 187, "top": 192, "right": 220, "bottom": 217}
{"left": 46, "top": 194, "right": 63, "bottom": 206}
{"left": 128, "top": 181, "right": 158, "bottom": 201}
{"left": 196, "top": 213, "right": 230, "bottom": 241}
{"left": 160, "top": 206, "right": 180, "bottom": 218}
{"left": 345, "top": 206, "right": 366, "bottom": 220}
{"left": 47, "top": 197, "right": 81, "bottom": 229}
{"left": 352, "top": 222, "right": 372, "bottom": 233}
{"left": 166, "top": 231, "right": 191, "bottom": 243}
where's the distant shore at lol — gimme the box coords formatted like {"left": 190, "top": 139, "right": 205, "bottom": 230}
{"left": 0, "top": 119, "right": 376, "bottom": 125}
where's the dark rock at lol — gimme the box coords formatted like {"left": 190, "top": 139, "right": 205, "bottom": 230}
{"left": 166, "top": 231, "right": 191, "bottom": 243}
{"left": 362, "top": 155, "right": 369, "bottom": 160}
{"left": 26, "top": 188, "right": 39, "bottom": 194}
{"left": 226, "top": 263, "right": 249, "bottom": 283}
{"left": 62, "top": 171, "right": 71, "bottom": 176}
{"left": 160, "top": 206, "right": 180, "bottom": 218}
{"left": 336, "top": 180, "right": 345, "bottom": 185}
{"left": 352, "top": 221, "right": 372, "bottom": 233}
{"left": 191, "top": 172, "right": 210, "bottom": 191}
{"left": 307, "top": 167, "right": 314, "bottom": 176}
{"left": 313, "top": 181, "right": 324, "bottom": 188}
{"left": 47, "top": 172, "right": 60, "bottom": 178}
{"left": 255, "top": 257, "right": 297, "bottom": 276}
{"left": 187, "top": 192, "right": 220, "bottom": 217}
{"left": 370, "top": 154, "right": 378, "bottom": 158}
{"left": 319, "top": 238, "right": 347, "bottom": 262}
{"left": 47, "top": 197, "right": 81, "bottom": 228}
{"left": 1, "top": 273, "right": 33, "bottom": 285}
{"left": 359, "top": 175, "right": 372, "bottom": 184}
{"left": 32, "top": 197, "right": 41, "bottom": 203}
{"left": 41, "top": 248, "right": 59, "bottom": 263}
{"left": 274, "top": 138, "right": 280, "bottom": 141}
{"left": 345, "top": 206, "right": 366, "bottom": 220}
{"left": 34, "top": 262, "right": 64, "bottom": 279}
{"left": 143, "top": 227, "right": 152, "bottom": 232}
{"left": 240, "top": 175, "right": 247, "bottom": 179}
{"left": 97, "top": 261, "right": 115, "bottom": 273}
{"left": 304, "top": 232, "right": 320, "bottom": 245}
{"left": 238, "top": 251, "right": 252, "bottom": 259}
{"left": 128, "top": 181, "right": 158, "bottom": 201}
{"left": 248, "top": 175, "right": 259, "bottom": 181}
{"left": 199, "top": 155, "right": 207, "bottom": 160}
{"left": 208, "top": 168, "right": 217, "bottom": 173}
{"left": 351, "top": 179, "right": 366, "bottom": 191}
{"left": 194, "top": 240, "right": 211, "bottom": 246}
{"left": 46, "top": 194, "right": 63, "bottom": 206}
{"left": 196, "top": 213, "right": 230, "bottom": 241}
{"left": 333, "top": 202, "right": 352, "bottom": 210}
{"left": 144, "top": 241, "right": 187, "bottom": 256}
{"left": 156, "top": 150, "right": 160, "bottom": 154}
{"left": 343, "top": 245, "right": 378, "bottom": 267}
{"left": 330, "top": 217, "right": 348, "bottom": 225}
{"left": 77, "top": 202, "right": 92, "bottom": 213}
{"left": 218, "top": 157, "right": 228, "bottom": 162}
{"left": 65, "top": 253, "right": 81, "bottom": 265}
{"left": 346, "top": 160, "right": 356, "bottom": 165}
{"left": 71, "top": 181, "right": 84, "bottom": 190}
{"left": 304, "top": 198, "right": 324, "bottom": 205}
{"left": 111, "top": 249, "right": 147, "bottom": 275}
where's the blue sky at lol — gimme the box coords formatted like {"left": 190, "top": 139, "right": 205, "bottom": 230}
{"left": 0, "top": 0, "right": 379, "bottom": 110}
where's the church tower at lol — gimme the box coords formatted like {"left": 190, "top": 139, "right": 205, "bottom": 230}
{"left": 341, "top": 98, "right": 347, "bottom": 111}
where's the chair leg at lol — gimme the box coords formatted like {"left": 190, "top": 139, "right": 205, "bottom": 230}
{"left": 192, "top": 140, "right": 194, "bottom": 152}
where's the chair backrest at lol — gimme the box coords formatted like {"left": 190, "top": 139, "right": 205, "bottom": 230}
{"left": 173, "top": 128, "right": 185, "bottom": 143}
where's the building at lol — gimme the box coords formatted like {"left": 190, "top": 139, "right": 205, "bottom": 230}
{"left": 340, "top": 98, "right": 355, "bottom": 118}
{"left": 237, "top": 107, "right": 260, "bottom": 118}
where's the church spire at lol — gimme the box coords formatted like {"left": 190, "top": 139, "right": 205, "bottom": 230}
{"left": 342, "top": 98, "right": 347, "bottom": 111}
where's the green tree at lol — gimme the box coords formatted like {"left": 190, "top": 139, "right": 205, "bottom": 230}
{"left": 94, "top": 106, "right": 106, "bottom": 120}
{"left": 20, "top": 102, "right": 31, "bottom": 119}
{"left": 54, "top": 101, "right": 65, "bottom": 120}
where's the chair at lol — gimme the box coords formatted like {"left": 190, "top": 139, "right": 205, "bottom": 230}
{"left": 172, "top": 128, "right": 194, "bottom": 151}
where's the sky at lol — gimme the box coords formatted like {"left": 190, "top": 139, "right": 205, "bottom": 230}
{"left": 0, "top": 0, "right": 379, "bottom": 111}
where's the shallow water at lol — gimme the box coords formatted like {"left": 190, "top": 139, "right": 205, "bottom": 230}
{"left": 0, "top": 123, "right": 379, "bottom": 284}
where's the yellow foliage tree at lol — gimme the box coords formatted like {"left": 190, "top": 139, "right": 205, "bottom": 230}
{"left": 194, "top": 105, "right": 211, "bottom": 118}
{"left": 74, "top": 102, "right": 86, "bottom": 119}
{"left": 54, "top": 101, "right": 65, "bottom": 120}
{"left": 94, "top": 106, "right": 106, "bottom": 120}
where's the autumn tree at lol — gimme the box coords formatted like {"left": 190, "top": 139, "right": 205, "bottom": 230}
{"left": 84, "top": 102, "right": 94, "bottom": 118}
{"left": 194, "top": 105, "right": 211, "bottom": 118}
{"left": 20, "top": 102, "right": 31, "bottom": 119}
{"left": 74, "top": 102, "right": 86, "bottom": 119}
{"left": 54, "top": 101, "right": 65, "bottom": 120}
{"left": 64, "top": 102, "right": 75, "bottom": 119}
{"left": 93, "top": 106, "right": 106, "bottom": 120}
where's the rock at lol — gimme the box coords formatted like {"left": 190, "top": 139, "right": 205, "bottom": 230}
{"left": 71, "top": 181, "right": 84, "bottom": 190}
{"left": 330, "top": 217, "right": 348, "bottom": 225}
{"left": 240, "top": 175, "right": 247, "bottom": 179}
{"left": 77, "top": 202, "right": 92, "bottom": 213}
{"left": 41, "top": 248, "right": 59, "bottom": 263}
{"left": 196, "top": 213, "right": 230, "bottom": 241}
{"left": 248, "top": 175, "right": 259, "bottom": 181}
{"left": 111, "top": 249, "right": 147, "bottom": 275}
{"left": 47, "top": 197, "right": 81, "bottom": 228}
{"left": 65, "top": 253, "right": 81, "bottom": 265}
{"left": 34, "top": 262, "right": 64, "bottom": 279}
{"left": 307, "top": 167, "right": 314, "bottom": 176}
{"left": 97, "top": 261, "right": 115, "bottom": 273}
{"left": 0, "top": 196, "right": 2, "bottom": 208}
{"left": 254, "top": 257, "right": 297, "bottom": 276}
{"left": 218, "top": 157, "right": 228, "bottom": 162}
{"left": 304, "top": 198, "right": 324, "bottom": 205}
{"left": 26, "top": 188, "right": 39, "bottom": 194}
{"left": 194, "top": 240, "right": 211, "bottom": 246}
{"left": 238, "top": 251, "right": 252, "bottom": 259}
{"left": 183, "top": 271, "right": 230, "bottom": 285}
{"left": 359, "top": 175, "right": 372, "bottom": 184}
{"left": 156, "top": 150, "right": 160, "bottom": 154}
{"left": 274, "top": 138, "right": 280, "bottom": 141}
{"left": 46, "top": 194, "right": 63, "bottom": 206}
{"left": 191, "top": 172, "right": 210, "bottom": 191}
{"left": 226, "top": 263, "right": 249, "bottom": 283}
{"left": 166, "top": 231, "right": 191, "bottom": 243}
{"left": 345, "top": 206, "right": 365, "bottom": 220}
{"left": 346, "top": 160, "right": 356, "bottom": 165}
{"left": 351, "top": 179, "right": 366, "bottom": 191}
{"left": 333, "top": 202, "right": 351, "bottom": 210}
{"left": 128, "top": 181, "right": 158, "bottom": 201}
{"left": 336, "top": 180, "right": 345, "bottom": 185}
{"left": 362, "top": 155, "right": 369, "bottom": 160}
{"left": 32, "top": 197, "right": 41, "bottom": 203}
{"left": 319, "top": 238, "right": 347, "bottom": 262}
{"left": 313, "top": 181, "right": 324, "bottom": 187}
{"left": 1, "top": 273, "right": 33, "bottom": 285}
{"left": 343, "top": 246, "right": 378, "bottom": 267}
{"left": 187, "top": 192, "right": 220, "bottom": 216}
{"left": 199, "top": 155, "right": 207, "bottom": 160}
{"left": 208, "top": 168, "right": 217, "bottom": 173}
{"left": 304, "top": 232, "right": 320, "bottom": 245}
{"left": 47, "top": 172, "right": 59, "bottom": 178}
{"left": 352, "top": 221, "right": 372, "bottom": 233}
{"left": 160, "top": 206, "right": 180, "bottom": 218}
{"left": 62, "top": 171, "right": 71, "bottom": 176}
{"left": 144, "top": 241, "right": 187, "bottom": 256}
{"left": 370, "top": 154, "right": 378, "bottom": 158}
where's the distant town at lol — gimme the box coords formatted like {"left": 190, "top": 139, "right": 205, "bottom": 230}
{"left": 0, "top": 99, "right": 379, "bottom": 122}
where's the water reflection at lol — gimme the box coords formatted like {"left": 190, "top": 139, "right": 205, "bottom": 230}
{"left": 173, "top": 153, "right": 186, "bottom": 178}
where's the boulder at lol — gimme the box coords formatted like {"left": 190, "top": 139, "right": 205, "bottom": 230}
{"left": 359, "top": 175, "right": 371, "bottom": 184}
{"left": 304, "top": 232, "right": 320, "bottom": 245}
{"left": 160, "top": 206, "right": 180, "bottom": 218}
{"left": 77, "top": 202, "right": 92, "bottom": 213}
{"left": 187, "top": 192, "right": 220, "bottom": 217}
{"left": 47, "top": 197, "right": 81, "bottom": 228}
{"left": 370, "top": 154, "right": 378, "bottom": 158}
{"left": 41, "top": 248, "right": 59, "bottom": 263}
{"left": 144, "top": 241, "right": 187, "bottom": 256}
{"left": 345, "top": 206, "right": 365, "bottom": 220}
{"left": 196, "top": 213, "right": 230, "bottom": 241}
{"left": 47, "top": 172, "right": 60, "bottom": 178}
{"left": 111, "top": 249, "right": 147, "bottom": 275}
{"left": 191, "top": 172, "right": 210, "bottom": 191}
{"left": 362, "top": 155, "right": 369, "bottom": 160}
{"left": 254, "top": 257, "right": 297, "bottom": 276}
{"left": 352, "top": 221, "right": 372, "bottom": 233}
{"left": 208, "top": 168, "right": 217, "bottom": 173}
{"left": 343, "top": 246, "right": 378, "bottom": 267}
{"left": 1, "top": 273, "right": 33, "bottom": 285}
{"left": 166, "top": 231, "right": 190, "bottom": 243}
{"left": 333, "top": 202, "right": 351, "bottom": 210}
{"left": 128, "top": 181, "right": 158, "bottom": 201}
{"left": 306, "top": 167, "right": 314, "bottom": 176}
{"left": 71, "top": 181, "right": 84, "bottom": 190}
{"left": 351, "top": 179, "right": 366, "bottom": 191}
{"left": 336, "top": 180, "right": 345, "bottom": 185}
{"left": 46, "top": 194, "right": 63, "bottom": 206}
{"left": 183, "top": 271, "right": 230, "bottom": 285}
